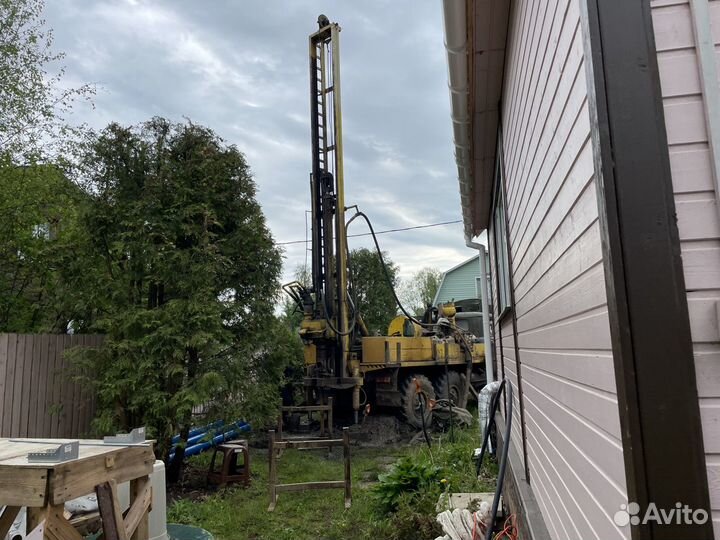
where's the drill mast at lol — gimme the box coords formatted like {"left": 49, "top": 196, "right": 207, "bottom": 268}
{"left": 307, "top": 18, "right": 351, "bottom": 386}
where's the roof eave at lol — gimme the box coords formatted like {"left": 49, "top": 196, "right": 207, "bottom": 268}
{"left": 443, "top": 0, "right": 509, "bottom": 239}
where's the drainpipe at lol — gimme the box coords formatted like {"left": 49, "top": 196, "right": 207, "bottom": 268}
{"left": 466, "top": 239, "right": 494, "bottom": 385}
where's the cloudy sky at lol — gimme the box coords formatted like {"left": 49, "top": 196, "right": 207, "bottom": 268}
{"left": 45, "top": 0, "right": 480, "bottom": 283}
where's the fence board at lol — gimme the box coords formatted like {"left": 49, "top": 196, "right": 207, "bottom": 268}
{"left": 5, "top": 335, "right": 18, "bottom": 436}
{"left": 49, "top": 333, "right": 61, "bottom": 438}
{"left": 0, "top": 334, "right": 8, "bottom": 435}
{"left": 0, "top": 333, "right": 103, "bottom": 438}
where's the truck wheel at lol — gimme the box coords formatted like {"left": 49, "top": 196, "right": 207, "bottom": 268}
{"left": 435, "top": 371, "right": 468, "bottom": 409}
{"left": 400, "top": 374, "right": 435, "bottom": 429}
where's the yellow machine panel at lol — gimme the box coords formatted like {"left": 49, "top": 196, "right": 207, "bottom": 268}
{"left": 360, "top": 336, "right": 485, "bottom": 369}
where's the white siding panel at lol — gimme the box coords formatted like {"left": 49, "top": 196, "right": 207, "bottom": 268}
{"left": 657, "top": 48, "right": 702, "bottom": 96}
{"left": 520, "top": 349, "right": 617, "bottom": 394}
{"left": 515, "top": 222, "right": 604, "bottom": 319}
{"left": 663, "top": 96, "right": 709, "bottom": 145}
{"left": 495, "top": 0, "right": 625, "bottom": 538}
{"left": 653, "top": 0, "right": 720, "bottom": 526}
{"left": 668, "top": 143, "right": 716, "bottom": 193}
{"left": 675, "top": 193, "right": 720, "bottom": 240}
{"left": 653, "top": 2, "right": 696, "bottom": 51}
{"left": 682, "top": 241, "right": 720, "bottom": 291}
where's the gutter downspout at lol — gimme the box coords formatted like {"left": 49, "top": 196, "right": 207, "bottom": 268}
{"left": 467, "top": 239, "right": 494, "bottom": 385}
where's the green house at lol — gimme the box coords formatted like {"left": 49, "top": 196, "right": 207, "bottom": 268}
{"left": 433, "top": 255, "right": 480, "bottom": 306}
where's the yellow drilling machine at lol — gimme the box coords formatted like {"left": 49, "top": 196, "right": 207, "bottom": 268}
{"left": 283, "top": 15, "right": 486, "bottom": 427}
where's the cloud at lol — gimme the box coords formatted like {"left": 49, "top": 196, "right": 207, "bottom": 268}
{"left": 45, "top": 0, "right": 479, "bottom": 284}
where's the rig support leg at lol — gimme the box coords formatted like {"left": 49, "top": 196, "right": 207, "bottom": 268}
{"left": 352, "top": 385, "right": 360, "bottom": 424}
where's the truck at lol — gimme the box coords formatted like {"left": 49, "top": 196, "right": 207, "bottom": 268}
{"left": 283, "top": 15, "right": 486, "bottom": 428}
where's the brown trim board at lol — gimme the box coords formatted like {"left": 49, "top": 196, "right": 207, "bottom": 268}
{"left": 579, "top": 1, "right": 712, "bottom": 540}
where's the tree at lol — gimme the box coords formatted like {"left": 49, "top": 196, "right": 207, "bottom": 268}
{"left": 77, "top": 118, "right": 283, "bottom": 467}
{"left": 280, "top": 264, "right": 311, "bottom": 331}
{"left": 348, "top": 247, "right": 399, "bottom": 335}
{"left": 0, "top": 159, "right": 100, "bottom": 332}
{"left": 0, "top": 0, "right": 94, "bottom": 159}
{"left": 400, "top": 267, "right": 443, "bottom": 316}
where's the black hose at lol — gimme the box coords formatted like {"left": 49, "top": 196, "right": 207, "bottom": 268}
{"left": 475, "top": 378, "right": 513, "bottom": 540}
{"left": 417, "top": 382, "right": 432, "bottom": 449}
{"left": 346, "top": 211, "right": 433, "bottom": 328}
{"left": 445, "top": 356, "right": 454, "bottom": 442}
{"left": 346, "top": 209, "right": 479, "bottom": 340}
{"left": 321, "top": 289, "right": 357, "bottom": 336}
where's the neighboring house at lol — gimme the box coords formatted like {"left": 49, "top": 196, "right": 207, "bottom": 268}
{"left": 443, "top": 1, "right": 719, "bottom": 539}
{"left": 433, "top": 255, "right": 480, "bottom": 305}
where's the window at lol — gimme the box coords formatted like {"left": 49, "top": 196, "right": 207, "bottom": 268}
{"left": 491, "top": 152, "right": 512, "bottom": 317}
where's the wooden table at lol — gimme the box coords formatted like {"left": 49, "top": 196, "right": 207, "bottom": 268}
{"left": 0, "top": 438, "right": 155, "bottom": 540}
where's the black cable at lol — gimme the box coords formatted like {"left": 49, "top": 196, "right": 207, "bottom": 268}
{"left": 475, "top": 379, "right": 513, "bottom": 540}
{"left": 277, "top": 219, "right": 462, "bottom": 245}
{"left": 417, "top": 383, "right": 432, "bottom": 449}
{"left": 445, "top": 355, "right": 454, "bottom": 442}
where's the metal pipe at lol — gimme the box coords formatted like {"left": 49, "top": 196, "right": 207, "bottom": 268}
{"left": 467, "top": 239, "right": 494, "bottom": 385}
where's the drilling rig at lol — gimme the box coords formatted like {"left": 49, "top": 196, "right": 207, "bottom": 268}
{"left": 283, "top": 15, "right": 486, "bottom": 427}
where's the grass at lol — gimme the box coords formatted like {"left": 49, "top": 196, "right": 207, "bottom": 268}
{"left": 167, "top": 423, "right": 498, "bottom": 540}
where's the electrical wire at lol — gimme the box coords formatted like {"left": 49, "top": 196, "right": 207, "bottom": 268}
{"left": 277, "top": 219, "right": 462, "bottom": 245}
{"left": 493, "top": 515, "right": 518, "bottom": 540}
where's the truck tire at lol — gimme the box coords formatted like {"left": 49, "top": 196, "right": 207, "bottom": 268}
{"left": 434, "top": 371, "right": 468, "bottom": 409}
{"left": 400, "top": 374, "right": 435, "bottom": 429}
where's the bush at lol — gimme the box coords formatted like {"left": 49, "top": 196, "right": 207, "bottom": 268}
{"left": 373, "top": 455, "right": 441, "bottom": 515}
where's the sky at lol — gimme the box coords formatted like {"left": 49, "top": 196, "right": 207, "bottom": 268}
{"left": 45, "top": 0, "right": 481, "bottom": 284}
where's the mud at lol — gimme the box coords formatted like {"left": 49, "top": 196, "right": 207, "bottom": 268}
{"left": 346, "top": 414, "right": 418, "bottom": 447}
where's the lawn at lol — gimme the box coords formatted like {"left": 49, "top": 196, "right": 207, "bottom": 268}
{"left": 167, "top": 422, "right": 499, "bottom": 540}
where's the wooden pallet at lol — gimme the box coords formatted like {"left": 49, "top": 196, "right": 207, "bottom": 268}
{"left": 0, "top": 438, "right": 155, "bottom": 540}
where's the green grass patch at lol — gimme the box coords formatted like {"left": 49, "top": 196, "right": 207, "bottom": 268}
{"left": 168, "top": 425, "right": 498, "bottom": 540}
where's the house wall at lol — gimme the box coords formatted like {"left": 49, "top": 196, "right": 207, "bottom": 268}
{"left": 488, "top": 0, "right": 628, "bottom": 538}
{"left": 435, "top": 256, "right": 480, "bottom": 304}
{"left": 651, "top": 0, "right": 720, "bottom": 534}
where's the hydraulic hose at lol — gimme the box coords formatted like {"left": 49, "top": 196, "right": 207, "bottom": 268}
{"left": 475, "top": 378, "right": 513, "bottom": 540}
{"left": 346, "top": 209, "right": 478, "bottom": 339}
{"left": 346, "top": 210, "right": 433, "bottom": 329}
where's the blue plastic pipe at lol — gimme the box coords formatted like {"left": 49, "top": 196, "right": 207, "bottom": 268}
{"left": 169, "top": 422, "right": 250, "bottom": 461}
{"left": 171, "top": 420, "right": 224, "bottom": 445}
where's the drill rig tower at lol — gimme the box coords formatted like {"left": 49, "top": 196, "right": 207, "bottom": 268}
{"left": 284, "top": 15, "right": 487, "bottom": 427}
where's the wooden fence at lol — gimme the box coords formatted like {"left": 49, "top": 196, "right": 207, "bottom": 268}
{"left": 0, "top": 333, "right": 103, "bottom": 438}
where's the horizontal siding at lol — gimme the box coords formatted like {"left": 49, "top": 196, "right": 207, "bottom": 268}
{"left": 652, "top": 0, "right": 720, "bottom": 535}
{"left": 498, "top": 0, "right": 626, "bottom": 539}
{"left": 435, "top": 257, "right": 480, "bottom": 304}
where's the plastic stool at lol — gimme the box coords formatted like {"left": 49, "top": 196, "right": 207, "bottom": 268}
{"left": 207, "top": 441, "right": 250, "bottom": 488}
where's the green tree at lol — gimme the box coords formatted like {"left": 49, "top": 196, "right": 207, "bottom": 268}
{"left": 78, "top": 118, "right": 282, "bottom": 466}
{"left": 348, "top": 247, "right": 399, "bottom": 335}
{"left": 0, "top": 160, "right": 99, "bottom": 332}
{"left": 400, "top": 267, "right": 443, "bottom": 316}
{"left": 0, "top": 0, "right": 94, "bottom": 159}
{"left": 280, "top": 264, "right": 311, "bottom": 331}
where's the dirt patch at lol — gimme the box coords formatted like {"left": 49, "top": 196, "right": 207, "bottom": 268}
{"left": 166, "top": 459, "right": 217, "bottom": 504}
{"left": 347, "top": 414, "right": 418, "bottom": 447}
